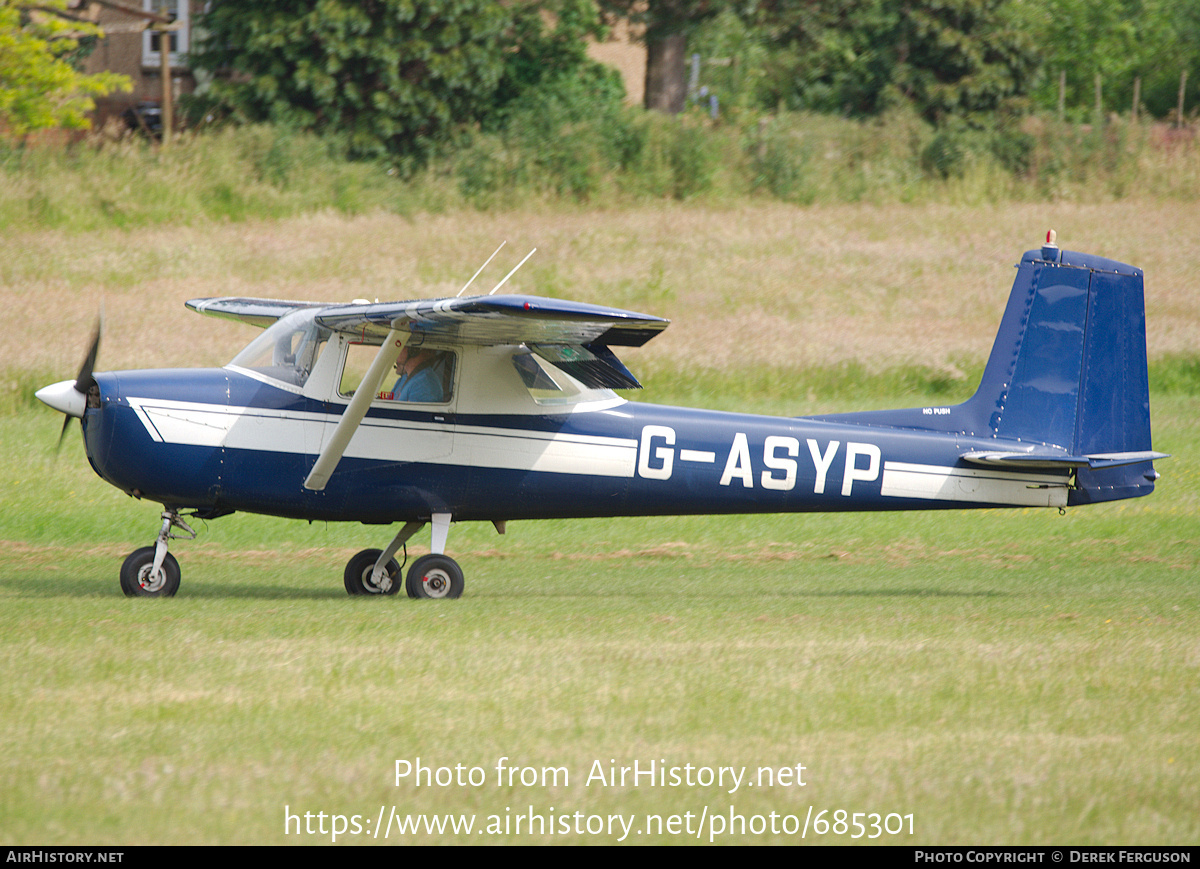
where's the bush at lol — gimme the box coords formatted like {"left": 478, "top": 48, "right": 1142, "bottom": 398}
{"left": 5, "top": 103, "right": 1200, "bottom": 231}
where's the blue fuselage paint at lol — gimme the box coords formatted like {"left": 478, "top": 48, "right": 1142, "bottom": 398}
{"left": 76, "top": 246, "right": 1162, "bottom": 528}
{"left": 83, "top": 367, "right": 1080, "bottom": 525}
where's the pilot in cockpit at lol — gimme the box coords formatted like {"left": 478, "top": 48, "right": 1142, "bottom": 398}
{"left": 389, "top": 345, "right": 451, "bottom": 403}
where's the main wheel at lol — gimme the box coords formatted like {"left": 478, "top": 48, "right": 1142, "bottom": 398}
{"left": 405, "top": 554, "right": 464, "bottom": 599}
{"left": 344, "top": 549, "right": 401, "bottom": 595}
{"left": 119, "top": 547, "right": 181, "bottom": 598}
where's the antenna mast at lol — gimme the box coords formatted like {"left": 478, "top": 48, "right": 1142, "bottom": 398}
{"left": 489, "top": 248, "right": 537, "bottom": 295}
{"left": 457, "top": 242, "right": 507, "bottom": 297}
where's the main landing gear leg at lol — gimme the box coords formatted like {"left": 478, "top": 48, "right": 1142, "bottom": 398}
{"left": 119, "top": 509, "right": 196, "bottom": 597}
{"left": 344, "top": 521, "right": 424, "bottom": 596}
{"left": 406, "top": 512, "right": 464, "bottom": 599}
{"left": 345, "top": 513, "right": 465, "bottom": 599}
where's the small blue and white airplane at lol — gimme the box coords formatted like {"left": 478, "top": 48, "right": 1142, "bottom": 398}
{"left": 37, "top": 233, "right": 1166, "bottom": 598}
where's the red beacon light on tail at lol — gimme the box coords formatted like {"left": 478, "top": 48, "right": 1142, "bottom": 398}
{"left": 1042, "top": 229, "right": 1060, "bottom": 261}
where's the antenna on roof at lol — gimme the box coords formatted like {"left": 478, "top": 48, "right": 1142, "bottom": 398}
{"left": 488, "top": 248, "right": 537, "bottom": 296}
{"left": 457, "top": 242, "right": 507, "bottom": 297}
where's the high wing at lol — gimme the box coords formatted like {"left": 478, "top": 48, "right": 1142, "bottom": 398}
{"left": 187, "top": 293, "right": 667, "bottom": 391}
{"left": 185, "top": 297, "right": 331, "bottom": 329}
{"left": 313, "top": 294, "right": 667, "bottom": 348}
{"left": 188, "top": 292, "right": 668, "bottom": 491}
{"left": 315, "top": 294, "right": 667, "bottom": 391}
{"left": 187, "top": 294, "right": 668, "bottom": 346}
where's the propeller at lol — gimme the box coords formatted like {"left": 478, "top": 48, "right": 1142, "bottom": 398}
{"left": 35, "top": 314, "right": 103, "bottom": 452}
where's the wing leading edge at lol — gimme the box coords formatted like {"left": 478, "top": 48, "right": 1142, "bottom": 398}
{"left": 186, "top": 294, "right": 668, "bottom": 347}
{"left": 312, "top": 294, "right": 668, "bottom": 348}
{"left": 185, "top": 297, "right": 331, "bottom": 328}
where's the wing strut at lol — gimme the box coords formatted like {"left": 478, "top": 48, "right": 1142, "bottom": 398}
{"left": 304, "top": 329, "right": 405, "bottom": 491}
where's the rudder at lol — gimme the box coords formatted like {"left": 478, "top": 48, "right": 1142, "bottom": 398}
{"left": 963, "top": 240, "right": 1160, "bottom": 503}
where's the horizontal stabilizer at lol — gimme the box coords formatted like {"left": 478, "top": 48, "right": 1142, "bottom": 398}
{"left": 962, "top": 450, "right": 1169, "bottom": 470}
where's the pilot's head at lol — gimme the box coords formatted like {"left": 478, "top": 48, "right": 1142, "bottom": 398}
{"left": 395, "top": 345, "right": 433, "bottom": 375}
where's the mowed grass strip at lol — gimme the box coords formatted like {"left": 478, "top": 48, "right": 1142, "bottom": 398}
{"left": 0, "top": 396, "right": 1195, "bottom": 844}
{"left": 0, "top": 204, "right": 1195, "bottom": 844}
{"left": 0, "top": 555, "right": 1195, "bottom": 844}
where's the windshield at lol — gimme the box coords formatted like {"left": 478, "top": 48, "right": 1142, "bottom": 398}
{"left": 229, "top": 309, "right": 331, "bottom": 387}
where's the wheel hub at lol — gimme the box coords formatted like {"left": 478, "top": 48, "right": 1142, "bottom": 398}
{"left": 362, "top": 567, "right": 393, "bottom": 594}
{"left": 137, "top": 565, "right": 166, "bottom": 593}
{"left": 422, "top": 569, "right": 449, "bottom": 596}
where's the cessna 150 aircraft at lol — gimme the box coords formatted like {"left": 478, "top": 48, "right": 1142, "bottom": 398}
{"left": 36, "top": 233, "right": 1166, "bottom": 598}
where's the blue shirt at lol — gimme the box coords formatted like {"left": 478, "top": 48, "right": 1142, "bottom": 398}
{"left": 393, "top": 355, "right": 448, "bottom": 402}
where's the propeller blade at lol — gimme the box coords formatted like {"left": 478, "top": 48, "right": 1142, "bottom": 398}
{"left": 38, "top": 311, "right": 104, "bottom": 455}
{"left": 73, "top": 314, "right": 102, "bottom": 395}
{"left": 56, "top": 414, "right": 73, "bottom": 454}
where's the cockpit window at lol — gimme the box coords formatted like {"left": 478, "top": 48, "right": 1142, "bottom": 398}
{"left": 230, "top": 309, "right": 331, "bottom": 387}
{"left": 340, "top": 341, "right": 455, "bottom": 404}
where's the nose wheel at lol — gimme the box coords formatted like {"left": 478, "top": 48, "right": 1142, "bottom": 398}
{"left": 120, "top": 547, "right": 181, "bottom": 597}
{"left": 120, "top": 510, "right": 195, "bottom": 597}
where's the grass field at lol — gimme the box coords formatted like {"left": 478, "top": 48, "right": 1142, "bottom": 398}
{"left": 0, "top": 203, "right": 1196, "bottom": 844}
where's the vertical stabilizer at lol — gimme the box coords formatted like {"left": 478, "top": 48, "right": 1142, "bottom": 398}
{"left": 962, "top": 244, "right": 1158, "bottom": 503}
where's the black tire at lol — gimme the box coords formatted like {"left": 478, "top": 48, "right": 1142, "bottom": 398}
{"left": 119, "top": 546, "right": 181, "bottom": 598}
{"left": 344, "top": 549, "right": 401, "bottom": 596}
{"left": 405, "top": 554, "right": 464, "bottom": 599}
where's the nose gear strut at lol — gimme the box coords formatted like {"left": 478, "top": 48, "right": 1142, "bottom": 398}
{"left": 119, "top": 509, "right": 196, "bottom": 597}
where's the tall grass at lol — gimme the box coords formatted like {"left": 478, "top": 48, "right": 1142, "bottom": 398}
{"left": 0, "top": 126, "right": 451, "bottom": 231}
{"left": 3, "top": 111, "right": 1199, "bottom": 232}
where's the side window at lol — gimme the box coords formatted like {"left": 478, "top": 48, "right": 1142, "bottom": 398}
{"left": 511, "top": 350, "right": 606, "bottom": 406}
{"left": 340, "top": 343, "right": 455, "bottom": 404}
{"left": 339, "top": 342, "right": 377, "bottom": 397}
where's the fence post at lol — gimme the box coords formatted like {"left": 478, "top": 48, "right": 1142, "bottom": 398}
{"left": 1132, "top": 77, "right": 1140, "bottom": 122}
{"left": 1058, "top": 70, "right": 1066, "bottom": 123}
{"left": 1179, "top": 70, "right": 1189, "bottom": 129}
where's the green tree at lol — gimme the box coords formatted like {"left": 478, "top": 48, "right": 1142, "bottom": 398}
{"left": 1031, "top": 0, "right": 1200, "bottom": 119}
{"left": 756, "top": 0, "right": 1039, "bottom": 124}
{"left": 0, "top": 0, "right": 129, "bottom": 138}
{"left": 892, "top": 0, "right": 1038, "bottom": 124}
{"left": 495, "top": 0, "right": 610, "bottom": 111}
{"left": 754, "top": 0, "right": 897, "bottom": 115}
{"left": 192, "top": 0, "right": 512, "bottom": 161}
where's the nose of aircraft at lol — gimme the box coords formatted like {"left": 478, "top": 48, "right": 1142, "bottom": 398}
{"left": 36, "top": 379, "right": 89, "bottom": 418}
{"left": 37, "top": 316, "right": 103, "bottom": 449}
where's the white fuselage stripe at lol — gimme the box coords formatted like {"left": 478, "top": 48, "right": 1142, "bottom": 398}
{"left": 125, "top": 398, "right": 1073, "bottom": 500}
{"left": 126, "top": 397, "right": 638, "bottom": 478}
{"left": 880, "top": 460, "right": 1068, "bottom": 507}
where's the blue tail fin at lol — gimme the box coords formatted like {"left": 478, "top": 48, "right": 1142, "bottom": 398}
{"left": 962, "top": 243, "right": 1160, "bottom": 503}
{"left": 804, "top": 240, "right": 1163, "bottom": 504}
